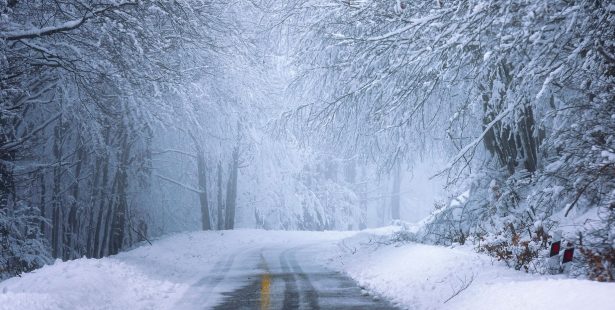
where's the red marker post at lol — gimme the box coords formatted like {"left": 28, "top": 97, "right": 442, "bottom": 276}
{"left": 548, "top": 230, "right": 562, "bottom": 274}
{"left": 561, "top": 241, "right": 575, "bottom": 273}
{"left": 549, "top": 239, "right": 561, "bottom": 257}
{"left": 562, "top": 246, "right": 574, "bottom": 263}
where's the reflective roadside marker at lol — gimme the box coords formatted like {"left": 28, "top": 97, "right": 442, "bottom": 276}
{"left": 550, "top": 240, "right": 561, "bottom": 257}
{"left": 562, "top": 246, "right": 574, "bottom": 264}
{"left": 549, "top": 230, "right": 562, "bottom": 257}
{"left": 547, "top": 231, "right": 565, "bottom": 274}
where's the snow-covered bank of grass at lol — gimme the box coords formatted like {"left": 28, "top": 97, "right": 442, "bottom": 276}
{"left": 0, "top": 229, "right": 352, "bottom": 310}
{"left": 2, "top": 227, "right": 613, "bottom": 310}
{"left": 326, "top": 229, "right": 615, "bottom": 310}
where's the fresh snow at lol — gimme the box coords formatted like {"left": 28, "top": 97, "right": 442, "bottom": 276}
{"left": 324, "top": 230, "right": 615, "bottom": 310}
{"left": 1, "top": 228, "right": 614, "bottom": 310}
{"left": 0, "top": 230, "right": 352, "bottom": 310}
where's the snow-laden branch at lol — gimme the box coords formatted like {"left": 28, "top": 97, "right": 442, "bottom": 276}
{"left": 155, "top": 173, "right": 203, "bottom": 194}
{"left": 151, "top": 149, "right": 196, "bottom": 159}
{"left": 433, "top": 106, "right": 514, "bottom": 178}
{"left": 1, "top": 2, "right": 138, "bottom": 41}
{"left": 1, "top": 112, "right": 62, "bottom": 151}
{"left": 2, "top": 18, "right": 88, "bottom": 41}
{"left": 363, "top": 12, "right": 450, "bottom": 41}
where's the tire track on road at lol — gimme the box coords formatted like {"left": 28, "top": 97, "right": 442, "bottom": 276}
{"left": 287, "top": 248, "right": 320, "bottom": 310}
{"left": 192, "top": 252, "right": 237, "bottom": 289}
{"left": 279, "top": 249, "right": 300, "bottom": 309}
{"left": 174, "top": 249, "right": 243, "bottom": 309}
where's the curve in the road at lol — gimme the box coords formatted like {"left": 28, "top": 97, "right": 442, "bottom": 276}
{"left": 211, "top": 245, "right": 399, "bottom": 310}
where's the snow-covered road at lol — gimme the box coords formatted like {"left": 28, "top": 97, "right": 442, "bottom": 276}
{"left": 1, "top": 228, "right": 614, "bottom": 310}
{"left": 188, "top": 245, "right": 395, "bottom": 309}
{"left": 0, "top": 230, "right": 389, "bottom": 310}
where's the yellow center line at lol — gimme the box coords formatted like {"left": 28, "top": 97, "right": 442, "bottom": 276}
{"left": 260, "top": 272, "right": 271, "bottom": 310}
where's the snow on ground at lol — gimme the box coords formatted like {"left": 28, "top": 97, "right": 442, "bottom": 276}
{"left": 322, "top": 229, "right": 615, "bottom": 310}
{"left": 1, "top": 227, "right": 614, "bottom": 310}
{"left": 0, "top": 230, "right": 352, "bottom": 310}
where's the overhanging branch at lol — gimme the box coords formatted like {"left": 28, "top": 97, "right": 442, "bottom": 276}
{"left": 1, "top": 2, "right": 138, "bottom": 41}
{"left": 155, "top": 173, "right": 203, "bottom": 194}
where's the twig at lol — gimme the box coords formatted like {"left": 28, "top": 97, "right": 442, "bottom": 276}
{"left": 444, "top": 273, "right": 475, "bottom": 303}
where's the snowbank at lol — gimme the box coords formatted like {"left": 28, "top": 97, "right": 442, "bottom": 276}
{"left": 0, "top": 229, "right": 351, "bottom": 310}
{"left": 1, "top": 228, "right": 613, "bottom": 310}
{"left": 326, "top": 230, "right": 615, "bottom": 310}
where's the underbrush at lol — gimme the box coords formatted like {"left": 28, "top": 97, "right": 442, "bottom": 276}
{"left": 392, "top": 169, "right": 615, "bottom": 281}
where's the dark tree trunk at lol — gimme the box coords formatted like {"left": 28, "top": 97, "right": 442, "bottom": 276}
{"left": 100, "top": 192, "right": 114, "bottom": 258}
{"left": 65, "top": 137, "right": 84, "bottom": 260}
{"left": 0, "top": 162, "right": 13, "bottom": 212}
{"left": 189, "top": 131, "right": 211, "bottom": 231}
{"left": 87, "top": 156, "right": 103, "bottom": 258}
{"left": 0, "top": 108, "right": 16, "bottom": 213}
{"left": 51, "top": 120, "right": 63, "bottom": 259}
{"left": 197, "top": 153, "right": 211, "bottom": 230}
{"left": 225, "top": 146, "right": 239, "bottom": 230}
{"left": 481, "top": 61, "right": 542, "bottom": 176}
{"left": 65, "top": 206, "right": 77, "bottom": 260}
{"left": 391, "top": 162, "right": 401, "bottom": 220}
{"left": 93, "top": 154, "right": 110, "bottom": 258}
{"left": 39, "top": 172, "right": 46, "bottom": 237}
{"left": 358, "top": 165, "right": 367, "bottom": 230}
{"left": 85, "top": 203, "right": 95, "bottom": 258}
{"left": 0, "top": 129, "right": 15, "bottom": 274}
{"left": 93, "top": 206, "right": 107, "bottom": 258}
{"left": 110, "top": 172, "right": 127, "bottom": 255}
{"left": 216, "top": 161, "right": 224, "bottom": 230}
{"left": 110, "top": 132, "right": 130, "bottom": 255}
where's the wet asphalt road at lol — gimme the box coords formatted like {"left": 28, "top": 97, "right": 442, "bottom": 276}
{"left": 182, "top": 244, "right": 398, "bottom": 310}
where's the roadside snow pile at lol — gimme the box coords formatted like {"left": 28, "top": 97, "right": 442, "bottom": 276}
{"left": 0, "top": 229, "right": 351, "bottom": 310}
{"left": 0, "top": 230, "right": 242, "bottom": 310}
{"left": 0, "top": 257, "right": 183, "bottom": 310}
{"left": 328, "top": 230, "right": 615, "bottom": 310}
{"left": 2, "top": 227, "right": 612, "bottom": 310}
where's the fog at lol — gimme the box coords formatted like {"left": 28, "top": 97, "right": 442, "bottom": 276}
{"left": 1, "top": 0, "right": 613, "bottom": 283}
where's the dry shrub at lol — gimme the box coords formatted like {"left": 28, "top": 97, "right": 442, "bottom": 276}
{"left": 478, "top": 223, "right": 545, "bottom": 272}
{"left": 579, "top": 247, "right": 615, "bottom": 282}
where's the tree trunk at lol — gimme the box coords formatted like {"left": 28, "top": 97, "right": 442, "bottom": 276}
{"left": 358, "top": 165, "right": 367, "bottom": 230}
{"left": 110, "top": 132, "right": 129, "bottom": 254}
{"left": 65, "top": 137, "right": 84, "bottom": 260}
{"left": 197, "top": 152, "right": 211, "bottom": 230}
{"left": 216, "top": 161, "right": 224, "bottom": 230}
{"left": 0, "top": 161, "right": 13, "bottom": 213}
{"left": 225, "top": 146, "right": 239, "bottom": 230}
{"left": 481, "top": 61, "right": 541, "bottom": 175}
{"left": 87, "top": 156, "right": 103, "bottom": 258}
{"left": 51, "top": 120, "right": 63, "bottom": 259}
{"left": 39, "top": 171, "right": 46, "bottom": 237}
{"left": 391, "top": 162, "right": 401, "bottom": 220}
{"left": 0, "top": 112, "right": 16, "bottom": 213}
{"left": 100, "top": 193, "right": 115, "bottom": 258}
{"left": 93, "top": 154, "right": 110, "bottom": 258}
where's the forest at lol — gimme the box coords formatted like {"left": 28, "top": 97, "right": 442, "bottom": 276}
{"left": 1, "top": 0, "right": 613, "bottom": 283}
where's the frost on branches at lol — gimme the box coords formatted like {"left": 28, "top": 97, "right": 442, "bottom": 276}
{"left": 295, "top": 0, "right": 614, "bottom": 280}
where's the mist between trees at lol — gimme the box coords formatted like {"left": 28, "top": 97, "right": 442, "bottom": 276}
{"left": 1, "top": 1, "right": 613, "bottom": 281}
